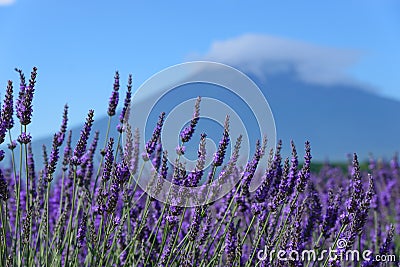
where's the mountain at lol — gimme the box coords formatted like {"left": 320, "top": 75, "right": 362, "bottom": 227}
{"left": 247, "top": 69, "right": 400, "bottom": 161}
{"left": 12, "top": 65, "right": 399, "bottom": 166}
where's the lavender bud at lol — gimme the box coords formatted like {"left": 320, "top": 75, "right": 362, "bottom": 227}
{"left": 17, "top": 132, "right": 32, "bottom": 144}
{"left": 119, "top": 74, "right": 132, "bottom": 123}
{"left": 213, "top": 115, "right": 230, "bottom": 167}
{"left": 0, "top": 169, "right": 9, "bottom": 201}
{"left": 145, "top": 112, "right": 165, "bottom": 155}
{"left": 180, "top": 96, "right": 201, "bottom": 143}
{"left": 76, "top": 213, "right": 88, "bottom": 249}
{"left": 70, "top": 110, "right": 94, "bottom": 165}
{"left": 2, "top": 80, "right": 14, "bottom": 130}
{"left": 107, "top": 71, "right": 120, "bottom": 117}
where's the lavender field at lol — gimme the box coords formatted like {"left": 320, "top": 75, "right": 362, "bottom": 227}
{"left": 0, "top": 67, "right": 399, "bottom": 267}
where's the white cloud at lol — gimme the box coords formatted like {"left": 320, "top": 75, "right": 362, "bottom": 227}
{"left": 0, "top": 0, "right": 15, "bottom": 5}
{"left": 194, "top": 34, "right": 364, "bottom": 87}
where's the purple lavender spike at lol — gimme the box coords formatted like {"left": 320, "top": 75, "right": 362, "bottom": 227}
{"left": 107, "top": 71, "right": 120, "bottom": 117}
{"left": 15, "top": 67, "right": 37, "bottom": 126}
{"left": 1, "top": 80, "right": 14, "bottom": 130}
{"left": 213, "top": 115, "right": 230, "bottom": 167}
{"left": 180, "top": 96, "right": 201, "bottom": 143}
{"left": 119, "top": 74, "right": 132, "bottom": 124}
{"left": 145, "top": 112, "right": 165, "bottom": 155}
{"left": 70, "top": 110, "right": 94, "bottom": 165}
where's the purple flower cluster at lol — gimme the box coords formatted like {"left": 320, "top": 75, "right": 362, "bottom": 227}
{"left": 0, "top": 68, "right": 398, "bottom": 267}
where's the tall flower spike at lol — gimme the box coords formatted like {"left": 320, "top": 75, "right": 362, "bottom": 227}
{"left": 0, "top": 169, "right": 9, "bottom": 201}
{"left": 145, "top": 112, "right": 165, "bottom": 155}
{"left": 213, "top": 115, "right": 230, "bottom": 167}
{"left": 379, "top": 224, "right": 395, "bottom": 256}
{"left": 0, "top": 120, "right": 6, "bottom": 146}
{"left": 286, "top": 140, "right": 299, "bottom": 198}
{"left": 296, "top": 141, "right": 311, "bottom": 193}
{"left": 62, "top": 131, "right": 72, "bottom": 171}
{"left": 180, "top": 96, "right": 201, "bottom": 143}
{"left": 106, "top": 163, "right": 129, "bottom": 214}
{"left": 107, "top": 71, "right": 120, "bottom": 117}
{"left": 347, "top": 153, "right": 364, "bottom": 214}
{"left": 27, "top": 143, "right": 37, "bottom": 199}
{"left": 119, "top": 74, "right": 132, "bottom": 124}
{"left": 321, "top": 188, "right": 342, "bottom": 238}
{"left": 70, "top": 110, "right": 94, "bottom": 165}
{"left": 123, "top": 124, "right": 133, "bottom": 166}
{"left": 225, "top": 221, "right": 238, "bottom": 266}
{"left": 0, "top": 80, "right": 14, "bottom": 145}
{"left": 57, "top": 104, "right": 69, "bottom": 145}
{"left": 15, "top": 67, "right": 37, "bottom": 125}
{"left": 130, "top": 128, "right": 140, "bottom": 175}
{"left": 76, "top": 213, "right": 88, "bottom": 249}
{"left": 2, "top": 80, "right": 14, "bottom": 130}
{"left": 46, "top": 133, "right": 61, "bottom": 182}
{"left": 102, "top": 138, "right": 114, "bottom": 182}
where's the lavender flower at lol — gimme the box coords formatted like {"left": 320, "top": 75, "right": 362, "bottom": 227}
{"left": 119, "top": 74, "right": 132, "bottom": 124}
{"left": 56, "top": 104, "right": 69, "bottom": 145}
{"left": 0, "top": 169, "right": 9, "bottom": 201}
{"left": 145, "top": 112, "right": 165, "bottom": 155}
{"left": 106, "top": 162, "right": 129, "bottom": 214}
{"left": 17, "top": 132, "right": 32, "bottom": 144}
{"left": 8, "top": 140, "right": 17, "bottom": 150}
{"left": 27, "top": 144, "right": 37, "bottom": 198}
{"left": 321, "top": 188, "right": 342, "bottom": 238}
{"left": 102, "top": 138, "right": 114, "bottom": 182}
{"left": 180, "top": 96, "right": 201, "bottom": 143}
{"left": 302, "top": 182, "right": 322, "bottom": 242}
{"left": 70, "top": 109, "right": 94, "bottom": 165}
{"left": 1, "top": 80, "right": 14, "bottom": 130}
{"left": 76, "top": 213, "right": 88, "bottom": 249}
{"left": 188, "top": 207, "right": 203, "bottom": 241}
{"left": 0, "top": 120, "right": 6, "bottom": 146}
{"left": 15, "top": 67, "right": 37, "bottom": 126}
{"left": 347, "top": 153, "right": 364, "bottom": 214}
{"left": 296, "top": 141, "right": 311, "bottom": 193}
{"left": 107, "top": 71, "right": 120, "bottom": 117}
{"left": 286, "top": 140, "right": 299, "bottom": 198}
{"left": 62, "top": 130, "right": 72, "bottom": 171}
{"left": 225, "top": 221, "right": 238, "bottom": 266}
{"left": 379, "top": 224, "right": 395, "bottom": 255}
{"left": 130, "top": 128, "right": 140, "bottom": 175}
{"left": 45, "top": 133, "right": 61, "bottom": 182}
{"left": 213, "top": 115, "right": 230, "bottom": 167}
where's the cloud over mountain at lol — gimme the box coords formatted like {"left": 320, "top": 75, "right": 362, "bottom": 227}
{"left": 198, "top": 34, "right": 368, "bottom": 88}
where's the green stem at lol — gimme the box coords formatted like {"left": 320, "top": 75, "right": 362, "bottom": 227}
{"left": 246, "top": 211, "right": 273, "bottom": 267}
{"left": 63, "top": 166, "right": 78, "bottom": 267}
{"left": 165, "top": 206, "right": 188, "bottom": 265}
{"left": 322, "top": 223, "right": 348, "bottom": 267}
{"left": 0, "top": 203, "right": 7, "bottom": 263}
{"left": 92, "top": 116, "right": 112, "bottom": 201}
{"left": 307, "top": 232, "right": 324, "bottom": 267}
{"left": 45, "top": 185, "right": 50, "bottom": 267}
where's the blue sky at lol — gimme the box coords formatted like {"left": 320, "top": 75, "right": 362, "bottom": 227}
{"left": 0, "top": 0, "right": 399, "bottom": 139}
